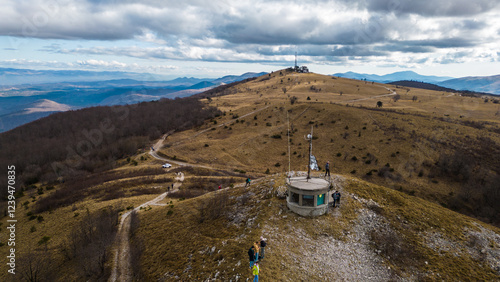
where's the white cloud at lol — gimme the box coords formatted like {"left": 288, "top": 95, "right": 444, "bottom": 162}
{"left": 77, "top": 59, "right": 127, "bottom": 68}
{"left": 0, "top": 0, "right": 499, "bottom": 74}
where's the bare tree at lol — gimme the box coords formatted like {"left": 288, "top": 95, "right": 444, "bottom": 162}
{"left": 19, "top": 248, "right": 54, "bottom": 282}
{"left": 63, "top": 207, "right": 119, "bottom": 280}
{"left": 198, "top": 190, "right": 229, "bottom": 223}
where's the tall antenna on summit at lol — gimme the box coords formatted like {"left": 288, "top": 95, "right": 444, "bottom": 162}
{"left": 294, "top": 52, "right": 298, "bottom": 69}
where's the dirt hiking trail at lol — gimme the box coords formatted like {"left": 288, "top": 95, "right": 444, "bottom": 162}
{"left": 109, "top": 171, "right": 184, "bottom": 282}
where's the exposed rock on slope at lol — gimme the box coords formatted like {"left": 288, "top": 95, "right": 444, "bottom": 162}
{"left": 136, "top": 173, "right": 500, "bottom": 280}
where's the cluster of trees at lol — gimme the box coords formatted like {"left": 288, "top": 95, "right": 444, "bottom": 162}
{"left": 195, "top": 77, "right": 257, "bottom": 99}
{"left": 389, "top": 80, "right": 456, "bottom": 92}
{"left": 62, "top": 207, "right": 119, "bottom": 280}
{"left": 0, "top": 98, "right": 220, "bottom": 198}
{"left": 389, "top": 80, "right": 496, "bottom": 98}
{"left": 17, "top": 206, "right": 120, "bottom": 281}
{"left": 434, "top": 149, "right": 500, "bottom": 226}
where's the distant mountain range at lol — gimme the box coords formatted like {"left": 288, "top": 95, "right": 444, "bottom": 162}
{"left": 0, "top": 69, "right": 267, "bottom": 132}
{"left": 0, "top": 68, "right": 174, "bottom": 85}
{"left": 436, "top": 75, "right": 500, "bottom": 95}
{"left": 334, "top": 71, "right": 500, "bottom": 95}
{"left": 333, "top": 71, "right": 453, "bottom": 84}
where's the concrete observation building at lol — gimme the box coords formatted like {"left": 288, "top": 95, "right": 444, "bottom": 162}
{"left": 287, "top": 176, "right": 330, "bottom": 217}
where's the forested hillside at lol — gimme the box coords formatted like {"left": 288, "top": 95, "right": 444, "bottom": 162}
{"left": 0, "top": 98, "right": 220, "bottom": 198}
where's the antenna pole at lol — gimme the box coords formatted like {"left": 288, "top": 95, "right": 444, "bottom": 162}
{"left": 295, "top": 52, "right": 297, "bottom": 69}
{"left": 287, "top": 111, "right": 291, "bottom": 179}
{"left": 307, "top": 125, "right": 313, "bottom": 180}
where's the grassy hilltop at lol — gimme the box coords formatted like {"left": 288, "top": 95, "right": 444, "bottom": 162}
{"left": 1, "top": 69, "right": 499, "bottom": 281}
{"left": 136, "top": 173, "right": 500, "bottom": 281}
{"left": 166, "top": 69, "right": 500, "bottom": 225}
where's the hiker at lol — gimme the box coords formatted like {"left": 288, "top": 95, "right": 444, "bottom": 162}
{"left": 253, "top": 241, "right": 260, "bottom": 262}
{"left": 325, "top": 161, "right": 330, "bottom": 177}
{"left": 218, "top": 185, "right": 221, "bottom": 190}
{"left": 259, "top": 236, "right": 267, "bottom": 260}
{"left": 245, "top": 178, "right": 251, "bottom": 187}
{"left": 333, "top": 190, "right": 341, "bottom": 207}
{"left": 252, "top": 261, "right": 260, "bottom": 282}
{"left": 248, "top": 246, "right": 256, "bottom": 268}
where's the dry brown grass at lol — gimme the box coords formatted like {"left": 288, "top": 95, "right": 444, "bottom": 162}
{"left": 3, "top": 70, "right": 499, "bottom": 280}
{"left": 134, "top": 174, "right": 499, "bottom": 280}
{"left": 0, "top": 190, "right": 161, "bottom": 281}
{"left": 346, "top": 176, "right": 500, "bottom": 280}
{"left": 0, "top": 158, "right": 190, "bottom": 281}
{"left": 158, "top": 70, "right": 500, "bottom": 225}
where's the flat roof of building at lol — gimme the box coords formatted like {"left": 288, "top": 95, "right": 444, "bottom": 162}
{"left": 288, "top": 176, "right": 329, "bottom": 191}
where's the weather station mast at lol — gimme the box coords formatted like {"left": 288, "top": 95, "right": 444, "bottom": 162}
{"left": 306, "top": 126, "right": 313, "bottom": 180}
{"left": 292, "top": 52, "right": 309, "bottom": 73}
{"left": 295, "top": 51, "right": 298, "bottom": 70}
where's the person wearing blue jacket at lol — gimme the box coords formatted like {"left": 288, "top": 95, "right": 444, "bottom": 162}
{"left": 333, "top": 191, "right": 341, "bottom": 207}
{"left": 259, "top": 237, "right": 267, "bottom": 260}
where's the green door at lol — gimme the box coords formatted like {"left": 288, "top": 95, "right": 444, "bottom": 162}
{"left": 317, "top": 194, "right": 325, "bottom": 205}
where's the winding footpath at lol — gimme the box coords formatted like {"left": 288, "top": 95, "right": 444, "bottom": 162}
{"left": 109, "top": 105, "right": 279, "bottom": 281}
{"left": 341, "top": 86, "right": 397, "bottom": 104}
{"left": 109, "top": 134, "right": 184, "bottom": 282}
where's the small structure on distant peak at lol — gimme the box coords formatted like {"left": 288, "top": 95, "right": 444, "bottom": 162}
{"left": 298, "top": 66, "right": 309, "bottom": 73}
{"left": 293, "top": 52, "right": 309, "bottom": 73}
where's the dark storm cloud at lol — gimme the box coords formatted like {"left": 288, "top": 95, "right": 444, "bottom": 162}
{"left": 362, "top": 0, "right": 499, "bottom": 16}
{"left": 330, "top": 46, "right": 387, "bottom": 57}
{"left": 403, "top": 38, "right": 477, "bottom": 49}
{"left": 253, "top": 45, "right": 387, "bottom": 57}
{"left": 461, "top": 19, "right": 487, "bottom": 30}
{"left": 0, "top": 0, "right": 498, "bottom": 66}
{"left": 214, "top": 12, "right": 392, "bottom": 46}
{"left": 375, "top": 44, "right": 434, "bottom": 53}
{"left": 0, "top": 0, "right": 392, "bottom": 44}
{"left": 0, "top": 0, "right": 211, "bottom": 40}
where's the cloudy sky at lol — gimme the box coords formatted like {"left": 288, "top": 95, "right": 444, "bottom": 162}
{"left": 1, "top": 0, "right": 499, "bottom": 79}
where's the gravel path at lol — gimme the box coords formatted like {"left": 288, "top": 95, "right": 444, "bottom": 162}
{"left": 108, "top": 135, "right": 185, "bottom": 282}
{"left": 108, "top": 192, "right": 169, "bottom": 282}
